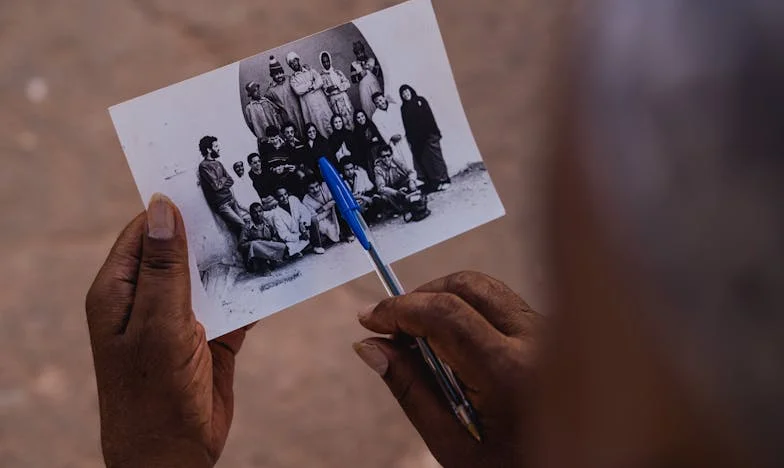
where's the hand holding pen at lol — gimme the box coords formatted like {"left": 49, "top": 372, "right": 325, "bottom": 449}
{"left": 355, "top": 273, "right": 541, "bottom": 468}
{"left": 319, "top": 157, "right": 542, "bottom": 464}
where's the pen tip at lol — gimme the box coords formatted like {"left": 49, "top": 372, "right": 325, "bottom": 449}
{"left": 466, "top": 422, "right": 482, "bottom": 442}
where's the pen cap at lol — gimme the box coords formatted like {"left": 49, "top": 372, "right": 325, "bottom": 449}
{"left": 318, "top": 157, "right": 371, "bottom": 249}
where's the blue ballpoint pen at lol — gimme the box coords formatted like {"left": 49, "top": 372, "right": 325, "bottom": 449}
{"left": 318, "top": 157, "right": 482, "bottom": 442}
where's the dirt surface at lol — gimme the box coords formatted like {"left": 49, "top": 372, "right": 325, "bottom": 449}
{"left": 0, "top": 0, "right": 566, "bottom": 466}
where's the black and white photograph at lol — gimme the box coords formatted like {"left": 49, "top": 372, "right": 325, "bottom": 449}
{"left": 110, "top": 0, "right": 505, "bottom": 339}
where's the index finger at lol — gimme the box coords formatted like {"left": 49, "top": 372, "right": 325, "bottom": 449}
{"left": 415, "top": 271, "right": 540, "bottom": 338}
{"left": 359, "top": 292, "right": 510, "bottom": 387}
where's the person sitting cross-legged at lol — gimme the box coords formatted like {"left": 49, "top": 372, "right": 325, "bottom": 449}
{"left": 372, "top": 144, "right": 419, "bottom": 217}
{"left": 341, "top": 157, "right": 383, "bottom": 224}
{"left": 273, "top": 187, "right": 326, "bottom": 255}
{"left": 238, "top": 203, "right": 288, "bottom": 274}
{"left": 261, "top": 194, "right": 324, "bottom": 257}
{"left": 302, "top": 179, "right": 355, "bottom": 244}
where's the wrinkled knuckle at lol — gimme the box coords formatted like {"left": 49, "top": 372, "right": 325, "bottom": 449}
{"left": 426, "top": 293, "right": 463, "bottom": 319}
{"left": 374, "top": 296, "right": 398, "bottom": 317}
{"left": 446, "top": 270, "right": 485, "bottom": 297}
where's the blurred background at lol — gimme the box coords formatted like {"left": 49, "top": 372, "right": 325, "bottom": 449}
{"left": 0, "top": 0, "right": 566, "bottom": 465}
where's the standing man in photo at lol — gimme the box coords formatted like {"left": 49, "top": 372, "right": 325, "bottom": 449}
{"left": 245, "top": 81, "right": 288, "bottom": 141}
{"left": 287, "top": 51, "right": 334, "bottom": 139}
{"left": 351, "top": 41, "right": 384, "bottom": 118}
{"left": 319, "top": 51, "right": 354, "bottom": 131}
{"left": 197, "top": 136, "right": 246, "bottom": 235}
{"left": 371, "top": 92, "right": 417, "bottom": 182}
{"left": 266, "top": 55, "right": 305, "bottom": 137}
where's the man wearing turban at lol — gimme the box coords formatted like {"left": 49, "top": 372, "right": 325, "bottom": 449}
{"left": 286, "top": 51, "right": 334, "bottom": 139}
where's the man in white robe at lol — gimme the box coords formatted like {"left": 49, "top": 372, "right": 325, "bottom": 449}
{"left": 302, "top": 180, "right": 343, "bottom": 244}
{"left": 261, "top": 195, "right": 323, "bottom": 256}
{"left": 287, "top": 52, "right": 334, "bottom": 139}
{"left": 231, "top": 161, "right": 260, "bottom": 217}
{"left": 273, "top": 187, "right": 326, "bottom": 255}
{"left": 371, "top": 93, "right": 418, "bottom": 183}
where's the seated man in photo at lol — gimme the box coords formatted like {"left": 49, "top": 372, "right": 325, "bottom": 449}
{"left": 274, "top": 187, "right": 325, "bottom": 254}
{"left": 259, "top": 126, "right": 307, "bottom": 197}
{"left": 261, "top": 194, "right": 325, "bottom": 256}
{"left": 372, "top": 144, "right": 419, "bottom": 215}
{"left": 302, "top": 179, "right": 353, "bottom": 244}
{"left": 341, "top": 158, "right": 383, "bottom": 223}
{"left": 238, "top": 203, "right": 288, "bottom": 274}
{"left": 231, "top": 161, "right": 260, "bottom": 214}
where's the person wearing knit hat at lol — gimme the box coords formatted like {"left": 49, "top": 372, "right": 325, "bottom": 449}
{"left": 265, "top": 55, "right": 305, "bottom": 137}
{"left": 245, "top": 80, "right": 288, "bottom": 142}
{"left": 268, "top": 56, "right": 284, "bottom": 77}
{"left": 287, "top": 50, "right": 335, "bottom": 138}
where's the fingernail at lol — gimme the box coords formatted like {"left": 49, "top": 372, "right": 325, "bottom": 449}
{"left": 352, "top": 342, "right": 389, "bottom": 376}
{"left": 147, "top": 193, "right": 175, "bottom": 240}
{"left": 358, "top": 303, "right": 376, "bottom": 322}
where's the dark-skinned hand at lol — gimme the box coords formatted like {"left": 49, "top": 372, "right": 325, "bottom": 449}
{"left": 354, "top": 271, "right": 542, "bottom": 468}
{"left": 85, "top": 194, "right": 253, "bottom": 468}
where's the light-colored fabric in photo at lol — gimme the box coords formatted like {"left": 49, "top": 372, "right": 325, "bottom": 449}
{"left": 290, "top": 66, "right": 334, "bottom": 138}
{"left": 302, "top": 182, "right": 341, "bottom": 243}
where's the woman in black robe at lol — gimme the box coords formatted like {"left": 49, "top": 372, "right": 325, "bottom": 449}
{"left": 327, "top": 114, "right": 356, "bottom": 167}
{"left": 399, "top": 84, "right": 450, "bottom": 192}
{"left": 352, "top": 109, "right": 384, "bottom": 173}
{"left": 303, "top": 123, "right": 332, "bottom": 179}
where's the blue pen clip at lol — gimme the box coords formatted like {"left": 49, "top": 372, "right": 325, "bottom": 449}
{"left": 318, "top": 157, "right": 372, "bottom": 250}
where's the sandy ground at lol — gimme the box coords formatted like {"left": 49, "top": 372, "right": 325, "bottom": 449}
{"left": 0, "top": 0, "right": 567, "bottom": 466}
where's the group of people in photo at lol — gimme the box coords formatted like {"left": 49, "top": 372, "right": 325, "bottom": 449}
{"left": 196, "top": 40, "right": 451, "bottom": 275}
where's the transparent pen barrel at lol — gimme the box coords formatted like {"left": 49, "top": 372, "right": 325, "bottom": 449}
{"left": 362, "top": 218, "right": 472, "bottom": 413}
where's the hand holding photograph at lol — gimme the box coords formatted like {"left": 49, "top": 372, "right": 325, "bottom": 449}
{"left": 110, "top": 0, "right": 505, "bottom": 339}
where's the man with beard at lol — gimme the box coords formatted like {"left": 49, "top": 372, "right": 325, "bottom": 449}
{"left": 197, "top": 136, "right": 245, "bottom": 235}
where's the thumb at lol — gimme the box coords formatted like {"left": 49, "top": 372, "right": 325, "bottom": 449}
{"left": 353, "top": 338, "right": 479, "bottom": 458}
{"left": 128, "top": 193, "right": 193, "bottom": 333}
